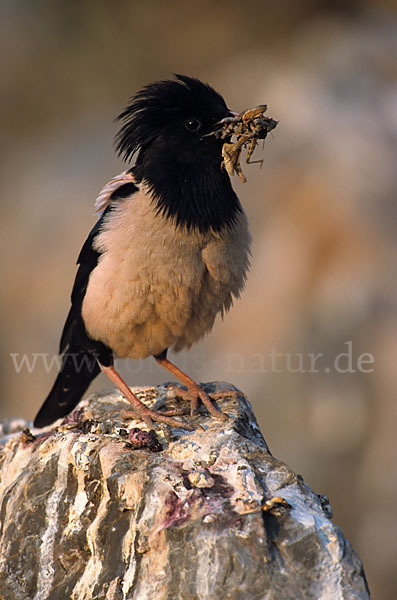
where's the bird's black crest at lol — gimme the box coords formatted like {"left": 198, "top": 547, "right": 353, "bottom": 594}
{"left": 115, "top": 74, "right": 228, "bottom": 162}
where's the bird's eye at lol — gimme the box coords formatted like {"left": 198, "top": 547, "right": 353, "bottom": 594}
{"left": 184, "top": 118, "right": 201, "bottom": 132}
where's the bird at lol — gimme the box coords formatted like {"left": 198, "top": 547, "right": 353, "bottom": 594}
{"left": 33, "top": 74, "right": 252, "bottom": 430}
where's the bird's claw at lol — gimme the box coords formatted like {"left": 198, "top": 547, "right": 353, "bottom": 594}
{"left": 118, "top": 407, "right": 195, "bottom": 430}
{"left": 167, "top": 384, "right": 227, "bottom": 420}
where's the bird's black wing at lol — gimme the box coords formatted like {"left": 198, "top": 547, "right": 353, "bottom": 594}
{"left": 34, "top": 180, "right": 138, "bottom": 427}
{"left": 59, "top": 211, "right": 105, "bottom": 355}
{"left": 60, "top": 180, "right": 139, "bottom": 354}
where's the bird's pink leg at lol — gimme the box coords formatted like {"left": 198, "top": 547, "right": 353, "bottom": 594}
{"left": 155, "top": 355, "right": 227, "bottom": 420}
{"left": 99, "top": 363, "right": 194, "bottom": 430}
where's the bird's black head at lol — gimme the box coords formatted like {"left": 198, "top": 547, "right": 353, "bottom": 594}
{"left": 114, "top": 75, "right": 241, "bottom": 233}
{"left": 115, "top": 74, "right": 230, "bottom": 163}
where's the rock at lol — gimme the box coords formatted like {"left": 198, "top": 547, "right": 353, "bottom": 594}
{"left": 0, "top": 382, "right": 370, "bottom": 599}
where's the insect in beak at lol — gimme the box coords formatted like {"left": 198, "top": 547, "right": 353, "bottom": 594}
{"left": 216, "top": 104, "right": 277, "bottom": 182}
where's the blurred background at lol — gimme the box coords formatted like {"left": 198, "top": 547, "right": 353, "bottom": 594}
{"left": 1, "top": 0, "right": 396, "bottom": 597}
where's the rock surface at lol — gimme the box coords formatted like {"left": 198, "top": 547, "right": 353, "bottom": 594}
{"left": 0, "top": 382, "right": 370, "bottom": 599}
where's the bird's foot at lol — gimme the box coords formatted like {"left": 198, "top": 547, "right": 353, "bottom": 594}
{"left": 167, "top": 384, "right": 228, "bottom": 420}
{"left": 155, "top": 355, "right": 228, "bottom": 421}
{"left": 99, "top": 364, "right": 195, "bottom": 430}
{"left": 209, "top": 389, "right": 242, "bottom": 401}
{"left": 118, "top": 407, "right": 195, "bottom": 430}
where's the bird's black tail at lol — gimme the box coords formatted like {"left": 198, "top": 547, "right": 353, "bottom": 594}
{"left": 33, "top": 348, "right": 100, "bottom": 428}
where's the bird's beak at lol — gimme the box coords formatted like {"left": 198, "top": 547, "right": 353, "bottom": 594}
{"left": 217, "top": 110, "right": 240, "bottom": 126}
{"left": 203, "top": 110, "right": 241, "bottom": 139}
